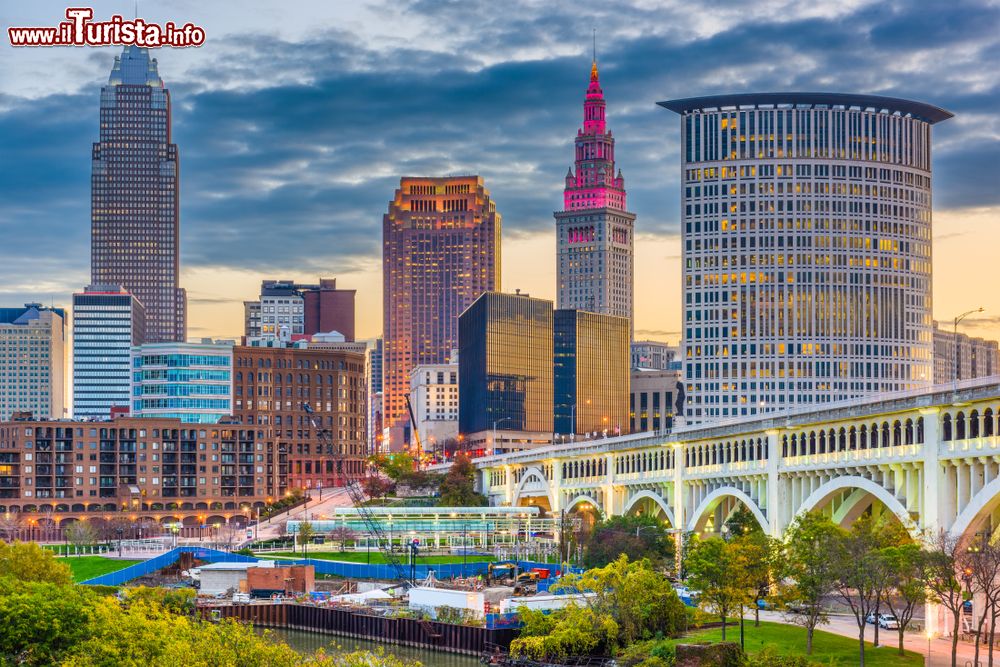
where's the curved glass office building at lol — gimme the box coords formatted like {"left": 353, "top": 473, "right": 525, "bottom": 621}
{"left": 658, "top": 93, "right": 952, "bottom": 422}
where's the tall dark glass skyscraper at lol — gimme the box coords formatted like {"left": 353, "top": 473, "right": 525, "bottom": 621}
{"left": 92, "top": 46, "right": 186, "bottom": 343}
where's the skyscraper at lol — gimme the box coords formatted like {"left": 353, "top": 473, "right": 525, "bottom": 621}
{"left": 659, "top": 92, "right": 951, "bottom": 422}
{"left": 553, "top": 309, "right": 630, "bottom": 436}
{"left": 555, "top": 60, "right": 636, "bottom": 336}
{"left": 72, "top": 285, "right": 145, "bottom": 419}
{"left": 383, "top": 176, "right": 501, "bottom": 448}
{"left": 91, "top": 46, "right": 186, "bottom": 343}
{"left": 458, "top": 292, "right": 553, "bottom": 453}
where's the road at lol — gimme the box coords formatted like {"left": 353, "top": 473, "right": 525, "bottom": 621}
{"left": 757, "top": 610, "right": 995, "bottom": 666}
{"left": 252, "top": 487, "right": 354, "bottom": 542}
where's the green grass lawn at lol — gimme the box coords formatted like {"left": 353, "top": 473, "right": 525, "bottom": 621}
{"left": 261, "top": 551, "right": 495, "bottom": 565}
{"left": 59, "top": 556, "right": 142, "bottom": 582}
{"left": 684, "top": 620, "right": 921, "bottom": 666}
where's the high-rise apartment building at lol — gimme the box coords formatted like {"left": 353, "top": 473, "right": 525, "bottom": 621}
{"left": 383, "top": 176, "right": 501, "bottom": 448}
{"left": 933, "top": 321, "right": 1000, "bottom": 385}
{"left": 0, "top": 305, "right": 66, "bottom": 420}
{"left": 659, "top": 93, "right": 952, "bottom": 422}
{"left": 91, "top": 46, "right": 186, "bottom": 342}
{"left": 554, "top": 310, "right": 630, "bottom": 436}
{"left": 459, "top": 292, "right": 552, "bottom": 453}
{"left": 555, "top": 60, "right": 636, "bottom": 336}
{"left": 243, "top": 278, "right": 356, "bottom": 343}
{"left": 131, "top": 341, "right": 233, "bottom": 423}
{"left": 231, "top": 344, "right": 367, "bottom": 490}
{"left": 72, "top": 285, "right": 146, "bottom": 419}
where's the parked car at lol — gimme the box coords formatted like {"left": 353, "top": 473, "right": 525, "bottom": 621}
{"left": 878, "top": 614, "right": 899, "bottom": 630}
{"left": 785, "top": 601, "right": 807, "bottom": 614}
{"left": 232, "top": 592, "right": 251, "bottom": 605}
{"left": 865, "top": 612, "right": 877, "bottom": 625}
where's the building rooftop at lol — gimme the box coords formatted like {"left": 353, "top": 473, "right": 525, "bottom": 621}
{"left": 657, "top": 92, "right": 953, "bottom": 124}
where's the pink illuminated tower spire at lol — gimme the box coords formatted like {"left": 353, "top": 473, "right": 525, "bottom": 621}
{"left": 555, "top": 45, "right": 635, "bottom": 335}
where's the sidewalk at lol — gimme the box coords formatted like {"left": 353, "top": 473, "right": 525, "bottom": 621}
{"left": 757, "top": 610, "right": 991, "bottom": 666}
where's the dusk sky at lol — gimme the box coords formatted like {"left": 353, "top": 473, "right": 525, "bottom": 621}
{"left": 1, "top": 0, "right": 998, "bottom": 344}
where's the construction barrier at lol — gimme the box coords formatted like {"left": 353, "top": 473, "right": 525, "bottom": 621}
{"left": 79, "top": 547, "right": 257, "bottom": 587}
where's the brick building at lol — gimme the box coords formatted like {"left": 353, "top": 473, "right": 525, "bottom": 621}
{"left": 231, "top": 345, "right": 367, "bottom": 491}
{"left": 0, "top": 415, "right": 287, "bottom": 517}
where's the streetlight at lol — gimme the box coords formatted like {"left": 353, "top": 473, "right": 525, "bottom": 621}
{"left": 569, "top": 399, "right": 591, "bottom": 439}
{"left": 492, "top": 417, "right": 514, "bottom": 456}
{"left": 115, "top": 526, "right": 124, "bottom": 558}
{"left": 953, "top": 308, "right": 984, "bottom": 387}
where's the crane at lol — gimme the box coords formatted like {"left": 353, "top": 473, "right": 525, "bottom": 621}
{"left": 302, "top": 403, "right": 411, "bottom": 585}
{"left": 404, "top": 394, "right": 424, "bottom": 466}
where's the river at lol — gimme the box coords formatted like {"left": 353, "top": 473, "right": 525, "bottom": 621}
{"left": 261, "top": 627, "right": 482, "bottom": 667}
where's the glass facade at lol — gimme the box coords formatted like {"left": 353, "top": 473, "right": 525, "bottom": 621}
{"left": 554, "top": 310, "right": 630, "bottom": 436}
{"left": 383, "top": 176, "right": 500, "bottom": 446}
{"left": 72, "top": 286, "right": 145, "bottom": 419}
{"left": 459, "top": 292, "right": 553, "bottom": 435}
{"left": 131, "top": 342, "right": 233, "bottom": 423}
{"left": 91, "top": 46, "right": 186, "bottom": 343}
{"left": 660, "top": 93, "right": 951, "bottom": 422}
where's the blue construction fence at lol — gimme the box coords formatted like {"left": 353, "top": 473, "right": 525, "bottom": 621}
{"left": 80, "top": 547, "right": 257, "bottom": 587}
{"left": 80, "top": 551, "right": 585, "bottom": 588}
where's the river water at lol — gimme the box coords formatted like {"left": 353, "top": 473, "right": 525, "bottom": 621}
{"left": 261, "top": 627, "right": 481, "bottom": 667}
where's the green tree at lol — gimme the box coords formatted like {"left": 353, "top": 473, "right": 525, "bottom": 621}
{"left": 831, "top": 515, "right": 882, "bottom": 667}
{"left": 123, "top": 586, "right": 196, "bottom": 615}
{"left": 0, "top": 540, "right": 72, "bottom": 585}
{"left": 583, "top": 514, "right": 674, "bottom": 568}
{"left": 880, "top": 543, "right": 927, "bottom": 656}
{"left": 732, "top": 531, "right": 782, "bottom": 628}
{"left": 685, "top": 537, "right": 749, "bottom": 642}
{"left": 725, "top": 506, "right": 763, "bottom": 537}
{"left": 437, "top": 453, "right": 487, "bottom": 506}
{"left": 511, "top": 603, "right": 618, "bottom": 660}
{"left": 360, "top": 475, "right": 393, "bottom": 501}
{"left": 297, "top": 520, "right": 316, "bottom": 557}
{"left": 781, "top": 512, "right": 842, "bottom": 655}
{"left": 0, "top": 578, "right": 96, "bottom": 665}
{"left": 922, "top": 531, "right": 969, "bottom": 667}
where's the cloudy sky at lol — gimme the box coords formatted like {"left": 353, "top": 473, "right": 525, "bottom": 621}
{"left": 1, "top": 0, "right": 998, "bottom": 343}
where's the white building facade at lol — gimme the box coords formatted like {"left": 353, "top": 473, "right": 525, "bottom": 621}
{"left": 72, "top": 285, "right": 145, "bottom": 419}
{"left": 409, "top": 354, "right": 459, "bottom": 455}
{"left": 659, "top": 93, "right": 951, "bottom": 422}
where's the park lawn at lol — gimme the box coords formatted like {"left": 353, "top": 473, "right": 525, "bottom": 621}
{"left": 684, "top": 620, "right": 922, "bottom": 666}
{"left": 261, "top": 551, "right": 494, "bottom": 565}
{"left": 59, "top": 556, "right": 142, "bottom": 582}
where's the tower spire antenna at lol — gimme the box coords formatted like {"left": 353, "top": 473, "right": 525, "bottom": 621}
{"left": 592, "top": 28, "right": 596, "bottom": 64}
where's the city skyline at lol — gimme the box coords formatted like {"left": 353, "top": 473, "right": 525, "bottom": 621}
{"left": 0, "top": 1, "right": 998, "bottom": 346}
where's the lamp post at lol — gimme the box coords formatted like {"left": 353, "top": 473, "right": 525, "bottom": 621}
{"left": 492, "top": 417, "right": 514, "bottom": 456}
{"left": 953, "top": 308, "right": 984, "bottom": 388}
{"left": 115, "top": 526, "right": 124, "bottom": 558}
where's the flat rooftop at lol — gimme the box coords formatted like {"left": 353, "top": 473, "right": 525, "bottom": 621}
{"left": 657, "top": 92, "right": 953, "bottom": 124}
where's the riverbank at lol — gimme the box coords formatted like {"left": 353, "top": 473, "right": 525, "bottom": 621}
{"left": 261, "top": 628, "right": 480, "bottom": 667}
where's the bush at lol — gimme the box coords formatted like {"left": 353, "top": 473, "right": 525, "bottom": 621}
{"left": 745, "top": 647, "right": 821, "bottom": 667}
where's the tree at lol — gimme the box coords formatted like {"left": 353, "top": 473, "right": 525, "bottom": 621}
{"left": 965, "top": 532, "right": 1000, "bottom": 667}
{"left": 329, "top": 525, "right": 356, "bottom": 551}
{"left": 438, "top": 452, "right": 487, "bottom": 506}
{"left": 583, "top": 514, "right": 674, "bottom": 568}
{"left": 297, "top": 520, "right": 316, "bottom": 557}
{"left": 725, "top": 506, "right": 763, "bottom": 537}
{"left": 880, "top": 543, "right": 927, "bottom": 656}
{"left": 0, "top": 578, "right": 97, "bottom": 665}
{"left": 685, "top": 537, "right": 749, "bottom": 642}
{"left": 781, "top": 512, "right": 842, "bottom": 654}
{"left": 515, "top": 556, "right": 688, "bottom": 659}
{"left": 360, "top": 475, "right": 393, "bottom": 501}
{"left": 922, "top": 531, "right": 970, "bottom": 667}
{"left": 0, "top": 512, "right": 22, "bottom": 542}
{"left": 733, "top": 531, "right": 782, "bottom": 628}
{"left": 831, "top": 515, "right": 880, "bottom": 667}
{"left": 65, "top": 520, "right": 100, "bottom": 548}
{"left": 0, "top": 540, "right": 72, "bottom": 585}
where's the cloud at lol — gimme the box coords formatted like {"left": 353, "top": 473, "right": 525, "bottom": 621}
{"left": 0, "top": 0, "right": 997, "bottom": 324}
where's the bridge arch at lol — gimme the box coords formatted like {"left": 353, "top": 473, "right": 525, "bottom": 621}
{"left": 623, "top": 490, "right": 676, "bottom": 528}
{"left": 687, "top": 487, "right": 768, "bottom": 534}
{"left": 512, "top": 466, "right": 555, "bottom": 511}
{"left": 950, "top": 476, "right": 1000, "bottom": 542}
{"left": 565, "top": 494, "right": 601, "bottom": 513}
{"left": 796, "top": 476, "right": 919, "bottom": 538}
